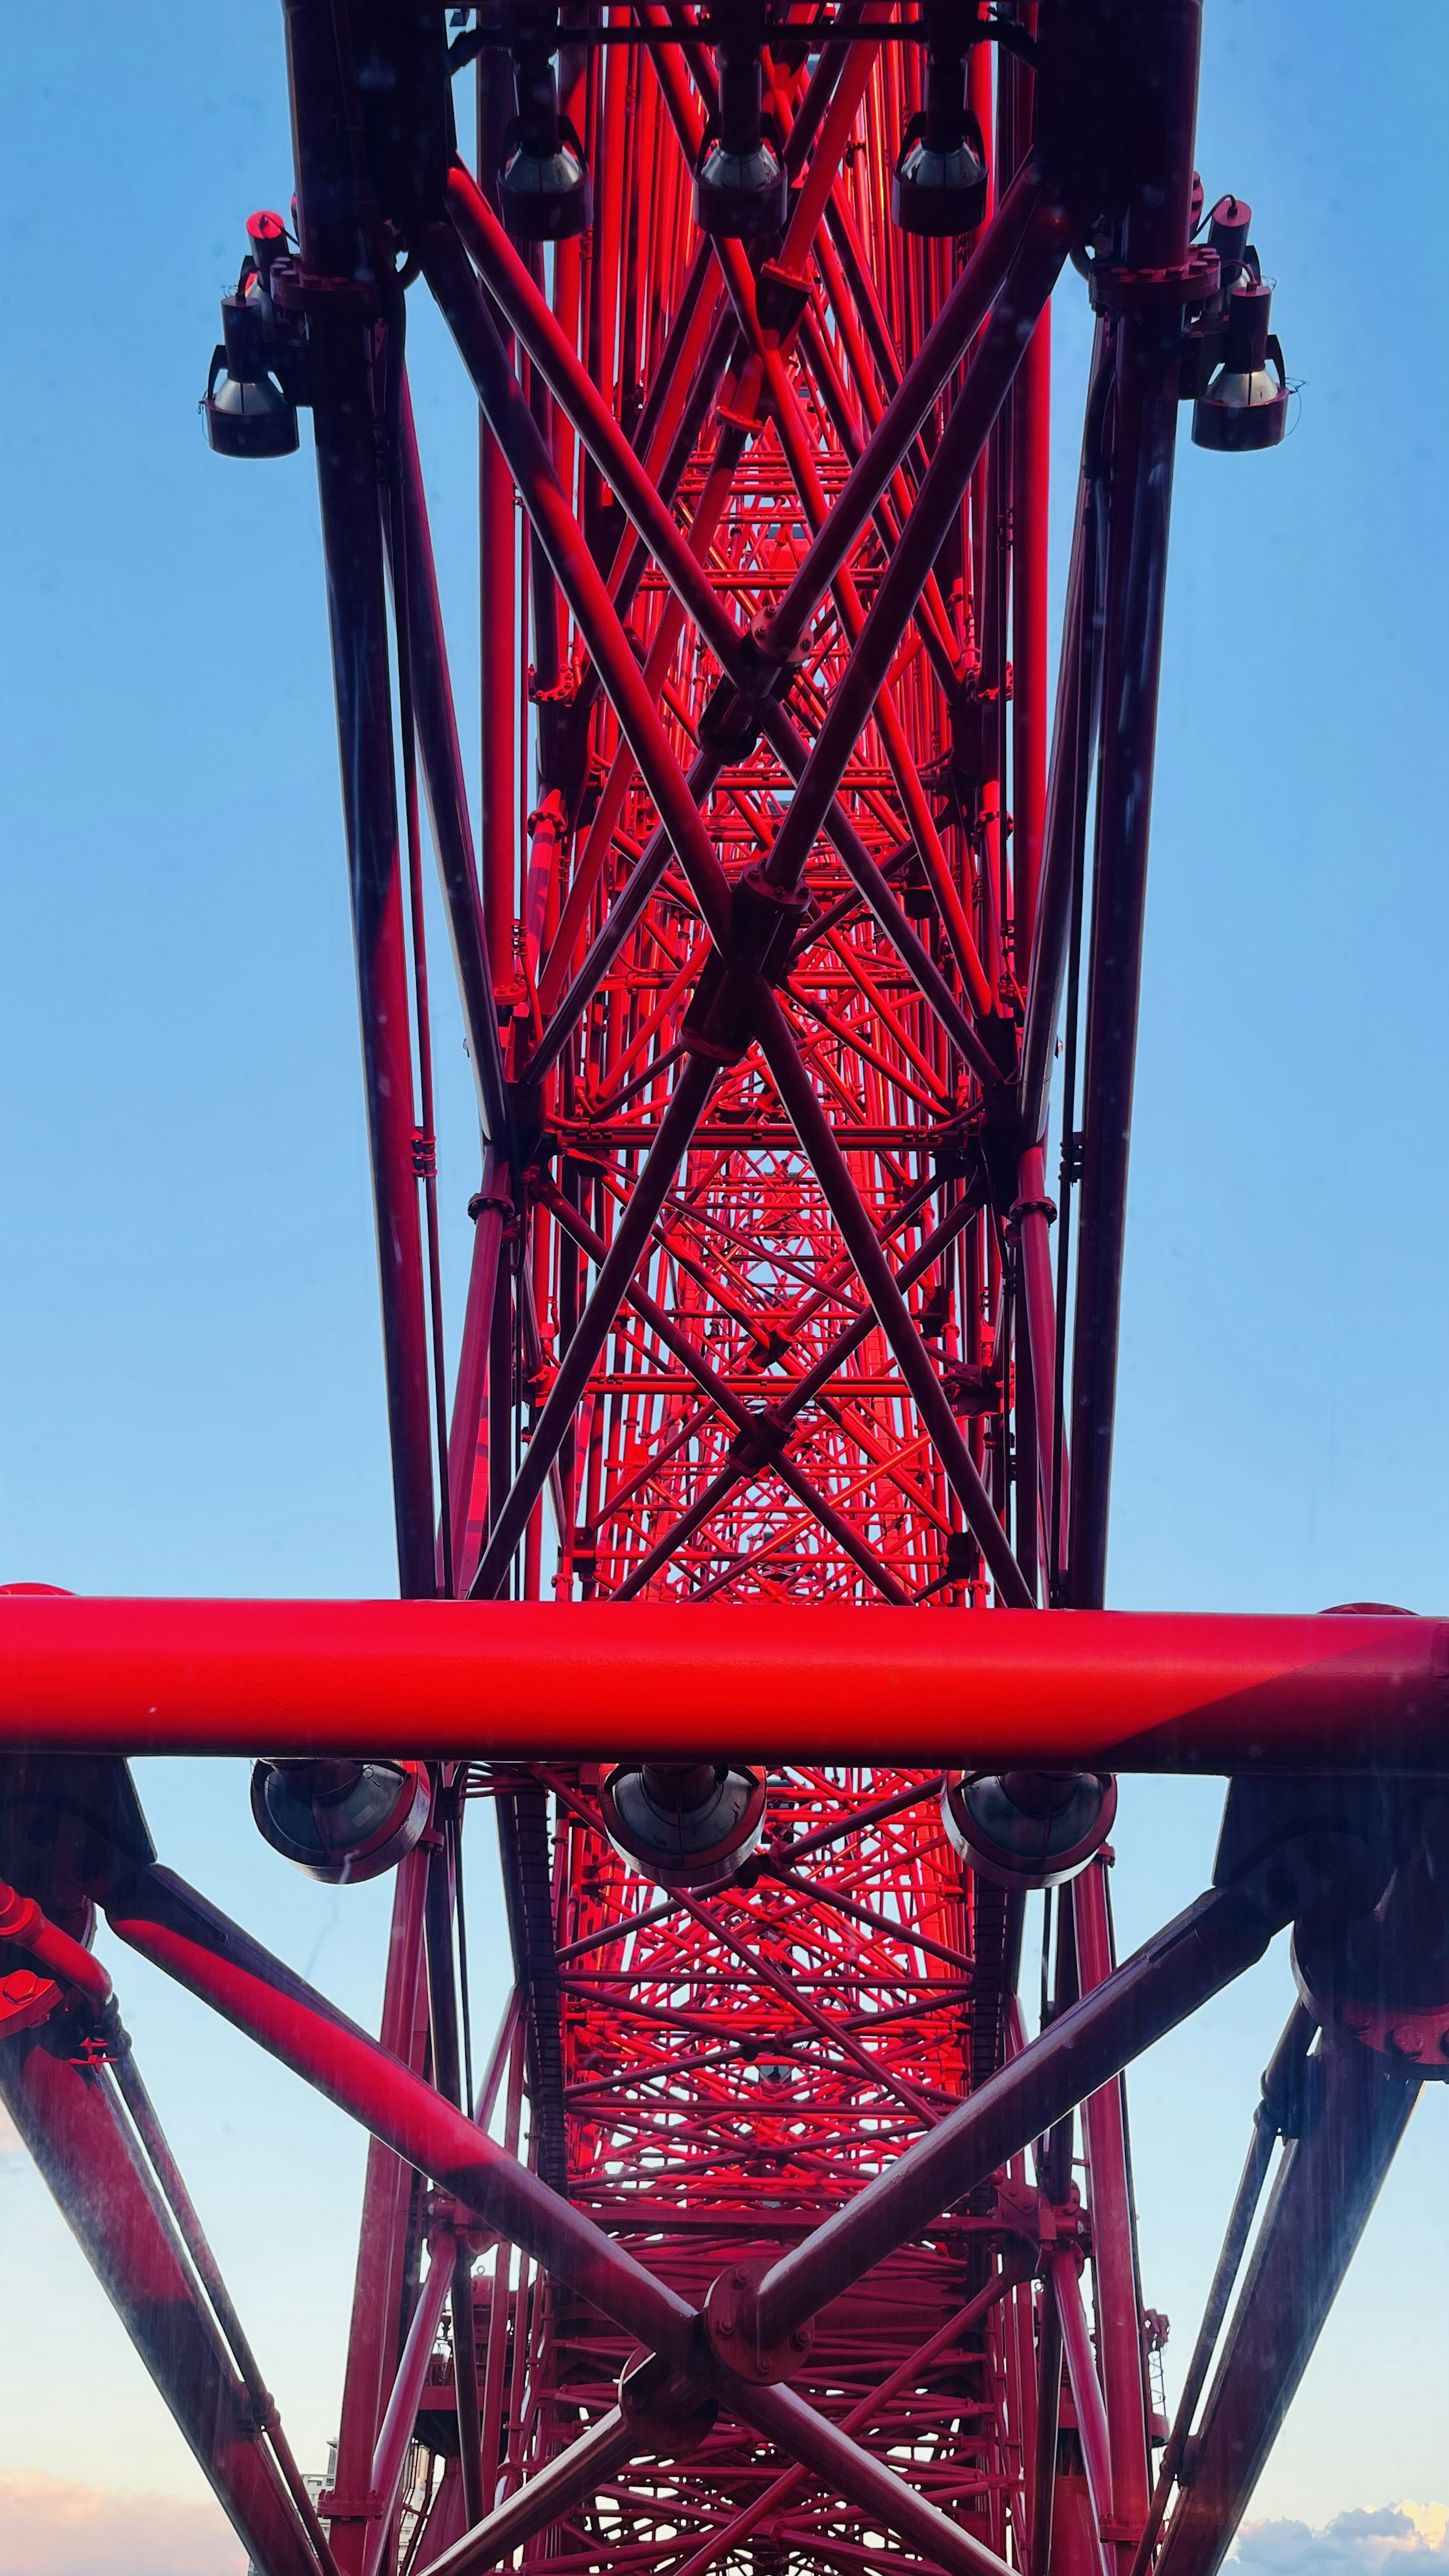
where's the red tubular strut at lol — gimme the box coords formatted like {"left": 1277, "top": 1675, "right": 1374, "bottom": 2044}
{"left": 0, "top": 1597, "right": 1443, "bottom": 1766}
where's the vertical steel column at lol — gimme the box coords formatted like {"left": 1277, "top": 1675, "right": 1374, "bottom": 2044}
{"left": 1153, "top": 2036, "right": 1420, "bottom": 2576}
{"left": 1067, "top": 2, "right": 1203, "bottom": 1606}
{"left": 477, "top": 44, "right": 518, "bottom": 992}
{"left": 1012, "top": 320, "right": 1050, "bottom": 961}
{"left": 326, "top": 1845, "right": 430, "bottom": 2574}
{"left": 1029, "top": 2278, "right": 1065, "bottom": 2576}
{"left": 281, "top": 0, "right": 435, "bottom": 1600}
{"left": 423, "top": 1835, "right": 486, "bottom": 2530}
{"left": 360, "top": 2231, "right": 459, "bottom": 2576}
{"left": 1074, "top": 1862, "right": 1151, "bottom": 2564}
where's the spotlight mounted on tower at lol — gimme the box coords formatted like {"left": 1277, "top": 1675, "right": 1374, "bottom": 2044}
{"left": 1186, "top": 195, "right": 1291, "bottom": 452}
{"left": 203, "top": 212, "right": 305, "bottom": 460}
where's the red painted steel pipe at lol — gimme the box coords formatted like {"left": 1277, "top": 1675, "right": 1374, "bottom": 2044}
{"left": 425, "top": 2407, "right": 636, "bottom": 2576}
{"left": 394, "top": 381, "right": 510, "bottom": 1152}
{"left": 1073, "top": 1864, "right": 1151, "bottom": 2558}
{"left": 0, "top": 1596, "right": 1444, "bottom": 1766}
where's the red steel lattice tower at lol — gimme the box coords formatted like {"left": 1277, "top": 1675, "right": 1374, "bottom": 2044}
{"left": 3, "top": 13, "right": 1440, "bottom": 2576}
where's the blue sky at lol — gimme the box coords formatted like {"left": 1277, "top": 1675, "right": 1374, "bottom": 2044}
{"left": 1, "top": 0, "right": 1446, "bottom": 2564}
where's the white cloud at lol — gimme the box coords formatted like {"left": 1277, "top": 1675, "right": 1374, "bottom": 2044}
{"left": 1234, "top": 2504, "right": 1449, "bottom": 2576}
{"left": 0, "top": 2472, "right": 246, "bottom": 2576}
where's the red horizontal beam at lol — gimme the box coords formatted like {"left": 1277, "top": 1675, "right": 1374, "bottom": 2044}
{"left": 0, "top": 1597, "right": 1445, "bottom": 1769}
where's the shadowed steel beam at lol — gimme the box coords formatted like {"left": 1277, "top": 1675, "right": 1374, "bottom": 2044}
{"left": 423, "top": 2407, "right": 637, "bottom": 2576}
{"left": 731, "top": 2375, "right": 1015, "bottom": 2576}
{"left": 327, "top": 1847, "right": 429, "bottom": 2573}
{"left": 1017, "top": 320, "right": 1110, "bottom": 1149}
{"left": 1152, "top": 2034, "right": 1420, "bottom": 2576}
{"left": 419, "top": 221, "right": 733, "bottom": 950}
{"left": 1074, "top": 1862, "right": 1152, "bottom": 2556}
{"left": 1129, "top": 2007, "right": 1317, "bottom": 2576}
{"left": 106, "top": 1865, "right": 700, "bottom": 2372}
{"left": 1052, "top": 2252, "right": 1115, "bottom": 2576}
{"left": 0, "top": 2023, "right": 322, "bottom": 2576}
{"left": 105, "top": 2047, "right": 343, "bottom": 2576}
{"left": 283, "top": 0, "right": 435, "bottom": 1601}
{"left": 1029, "top": 2262, "right": 1064, "bottom": 2576}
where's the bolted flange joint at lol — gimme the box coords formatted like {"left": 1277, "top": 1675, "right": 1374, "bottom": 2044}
{"left": 698, "top": 622, "right": 804, "bottom": 761}
{"left": 728, "top": 1405, "right": 790, "bottom": 1476}
{"left": 704, "top": 2259, "right": 814, "bottom": 2384}
{"left": 618, "top": 2349, "right": 718, "bottom": 2456}
{"left": 730, "top": 867, "right": 812, "bottom": 988}
{"left": 1087, "top": 246, "right": 1220, "bottom": 314}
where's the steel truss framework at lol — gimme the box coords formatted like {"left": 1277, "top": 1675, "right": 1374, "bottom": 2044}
{"left": 1, "top": 13, "right": 1444, "bottom": 2576}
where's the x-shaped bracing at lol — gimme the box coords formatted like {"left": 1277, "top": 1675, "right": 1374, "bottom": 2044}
{"left": 100, "top": 1844, "right": 1298, "bottom": 2576}
{"left": 408, "top": 158, "right": 1070, "bottom": 1609}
